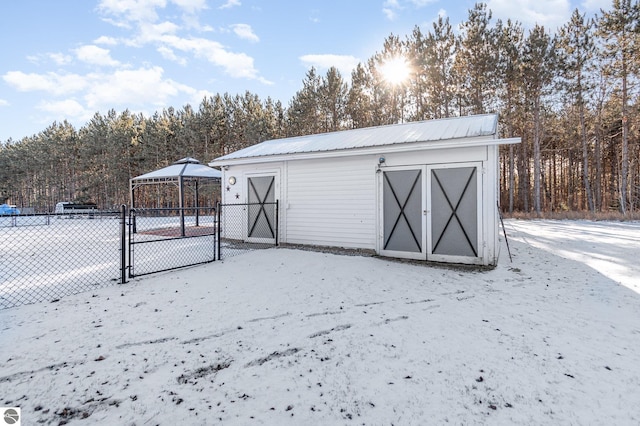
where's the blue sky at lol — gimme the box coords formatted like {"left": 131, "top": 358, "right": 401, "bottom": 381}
{"left": 0, "top": 0, "right": 609, "bottom": 142}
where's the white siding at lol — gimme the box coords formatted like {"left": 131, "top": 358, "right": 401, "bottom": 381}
{"left": 285, "top": 156, "right": 377, "bottom": 249}
{"left": 381, "top": 145, "right": 488, "bottom": 167}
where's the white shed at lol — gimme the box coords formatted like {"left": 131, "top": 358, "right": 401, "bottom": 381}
{"left": 209, "top": 114, "right": 520, "bottom": 266}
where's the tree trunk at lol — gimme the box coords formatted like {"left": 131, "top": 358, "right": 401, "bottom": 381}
{"left": 579, "top": 117, "right": 594, "bottom": 212}
{"left": 620, "top": 70, "right": 629, "bottom": 214}
{"left": 533, "top": 101, "right": 542, "bottom": 214}
{"left": 509, "top": 145, "right": 515, "bottom": 213}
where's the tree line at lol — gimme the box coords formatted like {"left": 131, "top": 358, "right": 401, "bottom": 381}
{"left": 1, "top": 1, "right": 638, "bottom": 215}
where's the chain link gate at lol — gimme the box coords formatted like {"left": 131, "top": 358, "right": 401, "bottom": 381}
{"left": 127, "top": 207, "right": 218, "bottom": 278}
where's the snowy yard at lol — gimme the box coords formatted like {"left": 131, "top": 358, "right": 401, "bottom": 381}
{"left": 1, "top": 219, "right": 639, "bottom": 425}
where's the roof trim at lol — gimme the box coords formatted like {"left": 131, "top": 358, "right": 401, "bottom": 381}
{"left": 211, "top": 136, "right": 521, "bottom": 167}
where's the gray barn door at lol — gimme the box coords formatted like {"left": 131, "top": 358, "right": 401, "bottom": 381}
{"left": 427, "top": 164, "right": 480, "bottom": 263}
{"left": 247, "top": 176, "right": 276, "bottom": 242}
{"left": 381, "top": 169, "right": 424, "bottom": 259}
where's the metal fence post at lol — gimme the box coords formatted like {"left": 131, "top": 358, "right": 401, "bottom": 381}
{"left": 275, "top": 200, "right": 279, "bottom": 246}
{"left": 120, "top": 204, "right": 127, "bottom": 284}
{"left": 216, "top": 201, "right": 222, "bottom": 260}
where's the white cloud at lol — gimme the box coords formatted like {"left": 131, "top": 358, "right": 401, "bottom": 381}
{"left": 74, "top": 45, "right": 121, "bottom": 67}
{"left": 170, "top": 0, "right": 207, "bottom": 13}
{"left": 161, "top": 35, "right": 266, "bottom": 80}
{"left": 383, "top": 0, "right": 401, "bottom": 20}
{"left": 131, "top": 21, "right": 180, "bottom": 46}
{"left": 383, "top": 8, "right": 397, "bottom": 20}
{"left": 95, "top": 0, "right": 268, "bottom": 84}
{"left": 410, "top": 0, "right": 436, "bottom": 6}
{"left": 94, "top": 35, "right": 119, "bottom": 46}
{"left": 83, "top": 66, "right": 193, "bottom": 109}
{"left": 157, "top": 46, "right": 187, "bottom": 65}
{"left": 231, "top": 24, "right": 259, "bottom": 43}
{"left": 581, "top": 0, "right": 611, "bottom": 12}
{"left": 0, "top": 99, "right": 9, "bottom": 107}
{"left": 486, "top": 0, "right": 571, "bottom": 31}
{"left": 37, "top": 99, "right": 87, "bottom": 118}
{"left": 3, "top": 66, "right": 199, "bottom": 127}
{"left": 48, "top": 53, "right": 73, "bottom": 66}
{"left": 3, "top": 71, "right": 88, "bottom": 96}
{"left": 219, "top": 0, "right": 240, "bottom": 10}
{"left": 98, "top": 0, "right": 166, "bottom": 24}
{"left": 299, "top": 54, "right": 360, "bottom": 77}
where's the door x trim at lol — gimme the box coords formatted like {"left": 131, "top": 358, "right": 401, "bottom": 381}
{"left": 383, "top": 171, "right": 422, "bottom": 251}
{"left": 248, "top": 177, "right": 275, "bottom": 238}
{"left": 431, "top": 168, "right": 477, "bottom": 257}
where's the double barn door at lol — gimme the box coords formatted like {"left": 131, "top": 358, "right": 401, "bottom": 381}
{"left": 381, "top": 163, "right": 482, "bottom": 264}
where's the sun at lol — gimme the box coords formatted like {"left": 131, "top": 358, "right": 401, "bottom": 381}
{"left": 380, "top": 56, "right": 411, "bottom": 85}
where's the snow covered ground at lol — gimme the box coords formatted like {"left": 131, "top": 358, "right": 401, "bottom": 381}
{"left": 1, "top": 219, "right": 639, "bottom": 425}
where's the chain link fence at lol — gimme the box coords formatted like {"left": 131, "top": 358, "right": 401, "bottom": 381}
{"left": 0, "top": 209, "right": 125, "bottom": 309}
{"left": 128, "top": 207, "right": 217, "bottom": 277}
{"left": 217, "top": 202, "right": 279, "bottom": 259}
{"left": 0, "top": 203, "right": 279, "bottom": 310}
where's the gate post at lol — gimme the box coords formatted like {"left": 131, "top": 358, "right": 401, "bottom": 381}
{"left": 216, "top": 201, "right": 222, "bottom": 260}
{"left": 275, "top": 200, "right": 279, "bottom": 246}
{"left": 120, "top": 204, "right": 127, "bottom": 284}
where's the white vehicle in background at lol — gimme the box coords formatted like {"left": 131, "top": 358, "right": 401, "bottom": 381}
{"left": 55, "top": 202, "right": 98, "bottom": 215}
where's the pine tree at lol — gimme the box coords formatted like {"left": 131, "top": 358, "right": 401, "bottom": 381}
{"left": 425, "top": 17, "right": 456, "bottom": 119}
{"left": 346, "top": 63, "right": 374, "bottom": 128}
{"left": 406, "top": 26, "right": 430, "bottom": 120}
{"left": 558, "top": 9, "right": 596, "bottom": 212}
{"left": 522, "top": 25, "right": 556, "bottom": 214}
{"left": 319, "top": 67, "right": 348, "bottom": 132}
{"left": 496, "top": 19, "right": 524, "bottom": 212}
{"left": 454, "top": 3, "right": 500, "bottom": 114}
{"left": 372, "top": 34, "right": 410, "bottom": 124}
{"left": 287, "top": 67, "right": 322, "bottom": 136}
{"left": 597, "top": 0, "right": 639, "bottom": 214}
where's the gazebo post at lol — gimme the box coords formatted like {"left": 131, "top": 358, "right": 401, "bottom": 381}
{"left": 129, "top": 179, "right": 137, "bottom": 233}
{"left": 179, "top": 175, "right": 186, "bottom": 237}
{"left": 195, "top": 180, "right": 200, "bottom": 227}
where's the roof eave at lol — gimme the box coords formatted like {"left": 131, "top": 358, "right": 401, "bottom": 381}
{"left": 209, "top": 136, "right": 521, "bottom": 167}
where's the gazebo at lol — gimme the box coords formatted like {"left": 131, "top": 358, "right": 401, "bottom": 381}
{"left": 129, "top": 157, "right": 221, "bottom": 236}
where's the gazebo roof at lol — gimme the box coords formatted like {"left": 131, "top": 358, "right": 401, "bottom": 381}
{"left": 131, "top": 158, "right": 221, "bottom": 184}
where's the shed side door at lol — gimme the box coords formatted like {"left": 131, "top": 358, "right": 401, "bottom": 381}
{"left": 247, "top": 175, "right": 276, "bottom": 243}
{"left": 380, "top": 168, "right": 425, "bottom": 260}
{"left": 427, "top": 164, "right": 481, "bottom": 264}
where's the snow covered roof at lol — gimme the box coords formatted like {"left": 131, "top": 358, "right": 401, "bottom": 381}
{"left": 131, "top": 157, "right": 221, "bottom": 182}
{"left": 210, "top": 114, "right": 515, "bottom": 166}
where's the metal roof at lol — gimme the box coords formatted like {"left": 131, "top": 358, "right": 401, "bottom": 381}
{"left": 131, "top": 157, "right": 221, "bottom": 182}
{"left": 211, "top": 114, "right": 499, "bottom": 164}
